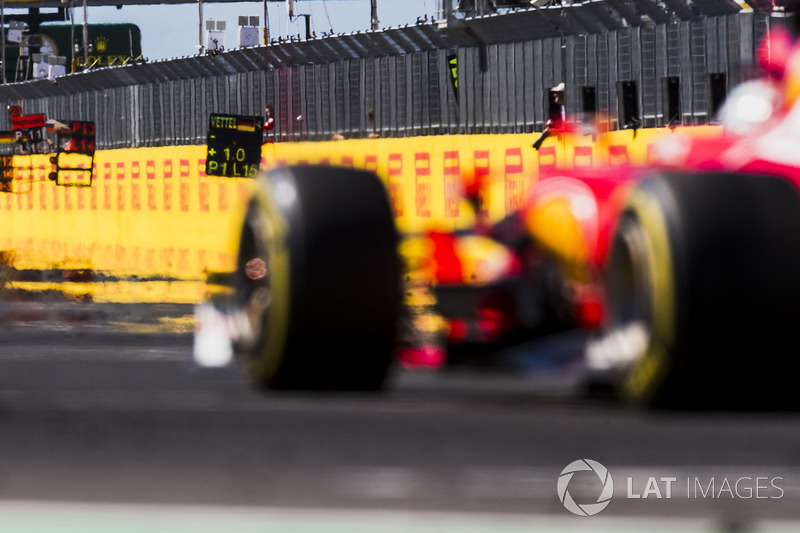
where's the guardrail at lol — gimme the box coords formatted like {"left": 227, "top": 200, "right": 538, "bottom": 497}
{"left": 0, "top": 6, "right": 778, "bottom": 148}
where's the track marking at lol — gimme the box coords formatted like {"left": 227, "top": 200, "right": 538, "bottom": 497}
{"left": 0, "top": 500, "right": 792, "bottom": 533}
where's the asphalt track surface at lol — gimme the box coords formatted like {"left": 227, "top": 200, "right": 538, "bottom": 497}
{"left": 2, "top": 300, "right": 800, "bottom": 531}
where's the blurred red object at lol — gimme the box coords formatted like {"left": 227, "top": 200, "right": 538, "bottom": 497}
{"left": 398, "top": 345, "right": 447, "bottom": 369}
{"left": 758, "top": 27, "right": 794, "bottom": 80}
{"left": 429, "top": 231, "right": 464, "bottom": 284}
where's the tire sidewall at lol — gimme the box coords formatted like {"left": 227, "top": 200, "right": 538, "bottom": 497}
{"left": 239, "top": 171, "right": 294, "bottom": 385}
{"left": 617, "top": 184, "right": 678, "bottom": 405}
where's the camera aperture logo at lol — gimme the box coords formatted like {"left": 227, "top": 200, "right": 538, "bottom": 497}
{"left": 557, "top": 459, "right": 614, "bottom": 516}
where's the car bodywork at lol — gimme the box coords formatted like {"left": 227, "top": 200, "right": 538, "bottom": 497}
{"left": 417, "top": 28, "right": 800, "bottom": 375}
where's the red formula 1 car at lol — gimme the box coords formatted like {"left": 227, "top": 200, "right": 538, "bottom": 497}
{"left": 426, "top": 27, "right": 800, "bottom": 409}
{"left": 197, "top": 30, "right": 800, "bottom": 409}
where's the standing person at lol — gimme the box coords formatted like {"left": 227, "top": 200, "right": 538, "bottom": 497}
{"left": 367, "top": 107, "right": 380, "bottom": 138}
{"left": 532, "top": 83, "right": 566, "bottom": 151}
{"left": 263, "top": 104, "right": 275, "bottom": 143}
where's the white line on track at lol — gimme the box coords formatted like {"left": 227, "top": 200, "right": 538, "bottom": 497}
{"left": 0, "top": 500, "right": 795, "bottom": 533}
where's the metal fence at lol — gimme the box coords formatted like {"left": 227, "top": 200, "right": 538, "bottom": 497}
{"left": 0, "top": 4, "right": 777, "bottom": 149}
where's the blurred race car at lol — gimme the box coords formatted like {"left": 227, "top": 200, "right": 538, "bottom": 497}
{"left": 196, "top": 29, "right": 800, "bottom": 409}
{"left": 495, "top": 27, "right": 800, "bottom": 409}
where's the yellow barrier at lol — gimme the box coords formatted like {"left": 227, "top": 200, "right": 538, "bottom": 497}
{"left": 263, "top": 127, "right": 719, "bottom": 233}
{"left": 0, "top": 127, "right": 720, "bottom": 302}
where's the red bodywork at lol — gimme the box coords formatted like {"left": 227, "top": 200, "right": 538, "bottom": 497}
{"left": 409, "top": 30, "right": 800, "bottom": 367}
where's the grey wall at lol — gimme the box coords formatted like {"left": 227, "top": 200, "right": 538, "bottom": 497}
{"left": 0, "top": 11, "right": 770, "bottom": 149}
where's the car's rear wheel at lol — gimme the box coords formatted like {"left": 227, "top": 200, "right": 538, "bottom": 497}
{"left": 233, "top": 165, "right": 400, "bottom": 390}
{"left": 605, "top": 172, "right": 800, "bottom": 409}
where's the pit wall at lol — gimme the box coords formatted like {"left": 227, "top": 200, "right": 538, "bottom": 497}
{"left": 0, "top": 126, "right": 719, "bottom": 303}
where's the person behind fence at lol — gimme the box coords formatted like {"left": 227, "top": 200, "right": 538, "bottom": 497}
{"left": 367, "top": 107, "right": 380, "bottom": 139}
{"left": 263, "top": 104, "right": 275, "bottom": 143}
{"left": 532, "top": 83, "right": 566, "bottom": 151}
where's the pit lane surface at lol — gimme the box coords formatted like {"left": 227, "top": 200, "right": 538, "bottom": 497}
{"left": 1, "top": 303, "right": 800, "bottom": 530}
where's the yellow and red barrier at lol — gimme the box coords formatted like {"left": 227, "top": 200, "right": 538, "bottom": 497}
{"left": 0, "top": 126, "right": 720, "bottom": 303}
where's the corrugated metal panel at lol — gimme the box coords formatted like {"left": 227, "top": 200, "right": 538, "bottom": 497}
{"left": 690, "top": 20, "right": 708, "bottom": 120}
{"left": 501, "top": 43, "right": 512, "bottom": 131}
{"left": 607, "top": 31, "right": 619, "bottom": 128}
{"left": 618, "top": 28, "right": 633, "bottom": 82}
{"left": 304, "top": 65, "right": 317, "bottom": 137}
{"left": 277, "top": 68, "right": 288, "bottom": 140}
{"left": 705, "top": 18, "right": 721, "bottom": 75}
{"left": 586, "top": 33, "right": 599, "bottom": 106}
{"left": 565, "top": 36, "right": 577, "bottom": 119}
{"left": 311, "top": 64, "right": 323, "bottom": 138}
{"left": 348, "top": 60, "right": 361, "bottom": 136}
{"left": 541, "top": 38, "right": 554, "bottom": 115}
{"left": 387, "top": 56, "right": 398, "bottom": 136}
{"left": 364, "top": 57, "right": 375, "bottom": 134}
{"left": 419, "top": 52, "right": 430, "bottom": 133}
{"left": 752, "top": 12, "right": 768, "bottom": 67}
{"left": 726, "top": 14, "right": 742, "bottom": 88}
{"left": 174, "top": 80, "right": 185, "bottom": 143}
{"left": 479, "top": 48, "right": 490, "bottom": 133}
{"left": 428, "top": 50, "right": 442, "bottom": 133}
{"left": 297, "top": 66, "right": 307, "bottom": 140}
{"left": 532, "top": 38, "right": 544, "bottom": 127}
{"left": 655, "top": 24, "right": 668, "bottom": 124}
{"left": 488, "top": 45, "right": 501, "bottom": 132}
{"left": 641, "top": 26, "right": 657, "bottom": 126}
{"left": 379, "top": 57, "right": 392, "bottom": 134}
{"left": 374, "top": 57, "right": 384, "bottom": 135}
{"left": 334, "top": 60, "right": 347, "bottom": 135}
{"left": 463, "top": 47, "right": 475, "bottom": 132}
{"left": 162, "top": 81, "right": 173, "bottom": 144}
{"left": 396, "top": 55, "right": 409, "bottom": 136}
{"left": 522, "top": 40, "right": 534, "bottom": 131}
{"left": 411, "top": 53, "right": 423, "bottom": 134}
{"left": 667, "top": 21, "right": 682, "bottom": 78}
{"left": 404, "top": 54, "right": 414, "bottom": 136}
{"left": 679, "top": 21, "right": 694, "bottom": 123}
{"left": 0, "top": 11, "right": 769, "bottom": 148}
{"left": 552, "top": 38, "right": 563, "bottom": 92}
{"left": 148, "top": 82, "right": 160, "bottom": 145}
{"left": 512, "top": 42, "right": 525, "bottom": 132}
